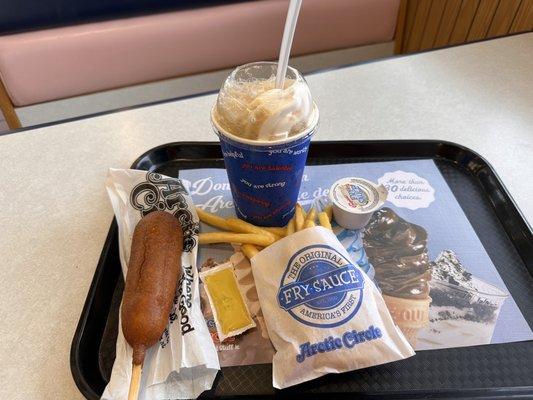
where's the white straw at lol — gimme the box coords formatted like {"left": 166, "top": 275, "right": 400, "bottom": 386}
{"left": 275, "top": 0, "right": 303, "bottom": 89}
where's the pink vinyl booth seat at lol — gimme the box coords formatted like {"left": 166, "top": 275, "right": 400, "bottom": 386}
{"left": 0, "top": 0, "right": 399, "bottom": 108}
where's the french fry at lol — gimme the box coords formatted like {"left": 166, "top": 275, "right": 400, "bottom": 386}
{"left": 196, "top": 207, "right": 231, "bottom": 231}
{"left": 263, "top": 226, "right": 287, "bottom": 237}
{"left": 303, "top": 207, "right": 316, "bottom": 228}
{"left": 324, "top": 204, "right": 333, "bottom": 221}
{"left": 199, "top": 232, "right": 274, "bottom": 247}
{"left": 318, "top": 212, "right": 332, "bottom": 230}
{"left": 305, "top": 207, "right": 316, "bottom": 223}
{"left": 295, "top": 204, "right": 305, "bottom": 231}
{"left": 286, "top": 218, "right": 295, "bottom": 235}
{"left": 241, "top": 244, "right": 261, "bottom": 259}
{"left": 226, "top": 218, "right": 278, "bottom": 241}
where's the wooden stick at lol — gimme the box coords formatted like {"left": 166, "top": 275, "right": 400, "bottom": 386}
{"left": 0, "top": 77, "right": 21, "bottom": 129}
{"left": 128, "top": 363, "right": 142, "bottom": 400}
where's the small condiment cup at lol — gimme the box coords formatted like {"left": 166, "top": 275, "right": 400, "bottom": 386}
{"left": 329, "top": 177, "right": 388, "bottom": 230}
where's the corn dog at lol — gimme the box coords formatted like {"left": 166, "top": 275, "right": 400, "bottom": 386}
{"left": 121, "top": 212, "right": 183, "bottom": 400}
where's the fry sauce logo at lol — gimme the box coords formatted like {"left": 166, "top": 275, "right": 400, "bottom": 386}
{"left": 278, "top": 245, "right": 364, "bottom": 328}
{"left": 340, "top": 183, "right": 369, "bottom": 207}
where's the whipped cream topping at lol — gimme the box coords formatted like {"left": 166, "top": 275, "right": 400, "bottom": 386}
{"left": 213, "top": 66, "right": 314, "bottom": 141}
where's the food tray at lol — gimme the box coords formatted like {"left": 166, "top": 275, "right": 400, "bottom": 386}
{"left": 71, "top": 140, "right": 533, "bottom": 399}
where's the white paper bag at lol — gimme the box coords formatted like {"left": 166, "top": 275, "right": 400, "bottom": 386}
{"left": 251, "top": 226, "right": 414, "bottom": 389}
{"left": 102, "top": 169, "right": 219, "bottom": 400}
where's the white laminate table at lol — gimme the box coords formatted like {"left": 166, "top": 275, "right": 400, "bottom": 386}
{"left": 0, "top": 33, "right": 532, "bottom": 400}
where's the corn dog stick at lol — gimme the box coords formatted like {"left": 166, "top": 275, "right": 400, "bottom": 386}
{"left": 128, "top": 363, "right": 141, "bottom": 400}
{"left": 196, "top": 207, "right": 231, "bottom": 230}
{"left": 318, "top": 212, "right": 332, "bottom": 230}
{"left": 324, "top": 204, "right": 333, "bottom": 221}
{"left": 226, "top": 218, "right": 278, "bottom": 241}
{"left": 295, "top": 204, "right": 305, "bottom": 231}
{"left": 199, "top": 232, "right": 274, "bottom": 247}
{"left": 241, "top": 244, "right": 261, "bottom": 259}
{"left": 286, "top": 218, "right": 295, "bottom": 235}
{"left": 263, "top": 226, "right": 287, "bottom": 236}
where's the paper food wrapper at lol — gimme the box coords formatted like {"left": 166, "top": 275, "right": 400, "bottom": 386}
{"left": 102, "top": 169, "right": 219, "bottom": 400}
{"left": 251, "top": 226, "right": 415, "bottom": 389}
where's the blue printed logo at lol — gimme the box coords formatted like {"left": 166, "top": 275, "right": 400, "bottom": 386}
{"left": 346, "top": 184, "right": 368, "bottom": 205}
{"left": 277, "top": 245, "right": 364, "bottom": 328}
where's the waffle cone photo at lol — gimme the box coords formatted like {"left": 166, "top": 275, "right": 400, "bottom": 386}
{"left": 383, "top": 295, "right": 431, "bottom": 346}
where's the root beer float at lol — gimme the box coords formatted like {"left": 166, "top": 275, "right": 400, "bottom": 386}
{"left": 210, "top": 1, "right": 319, "bottom": 228}
{"left": 211, "top": 62, "right": 319, "bottom": 227}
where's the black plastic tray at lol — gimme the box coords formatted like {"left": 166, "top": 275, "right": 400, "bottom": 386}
{"left": 71, "top": 140, "right": 533, "bottom": 399}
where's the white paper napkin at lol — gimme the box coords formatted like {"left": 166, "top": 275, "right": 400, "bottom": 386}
{"left": 102, "top": 169, "right": 219, "bottom": 400}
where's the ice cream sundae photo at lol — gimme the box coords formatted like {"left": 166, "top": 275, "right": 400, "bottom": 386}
{"left": 363, "top": 208, "right": 432, "bottom": 346}
{"left": 417, "top": 250, "right": 508, "bottom": 350}
{"left": 362, "top": 208, "right": 509, "bottom": 350}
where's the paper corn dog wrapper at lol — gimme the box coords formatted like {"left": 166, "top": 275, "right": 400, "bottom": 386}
{"left": 102, "top": 169, "right": 219, "bottom": 400}
{"left": 251, "top": 226, "right": 415, "bottom": 389}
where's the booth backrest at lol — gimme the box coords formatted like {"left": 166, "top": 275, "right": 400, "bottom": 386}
{"left": 0, "top": 0, "right": 400, "bottom": 106}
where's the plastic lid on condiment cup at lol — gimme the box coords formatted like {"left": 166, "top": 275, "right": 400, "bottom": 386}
{"left": 329, "top": 177, "right": 388, "bottom": 229}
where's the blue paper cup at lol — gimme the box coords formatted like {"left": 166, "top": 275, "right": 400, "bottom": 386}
{"left": 212, "top": 107, "right": 319, "bottom": 227}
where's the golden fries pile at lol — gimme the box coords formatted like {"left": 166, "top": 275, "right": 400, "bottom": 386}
{"left": 197, "top": 204, "right": 333, "bottom": 259}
